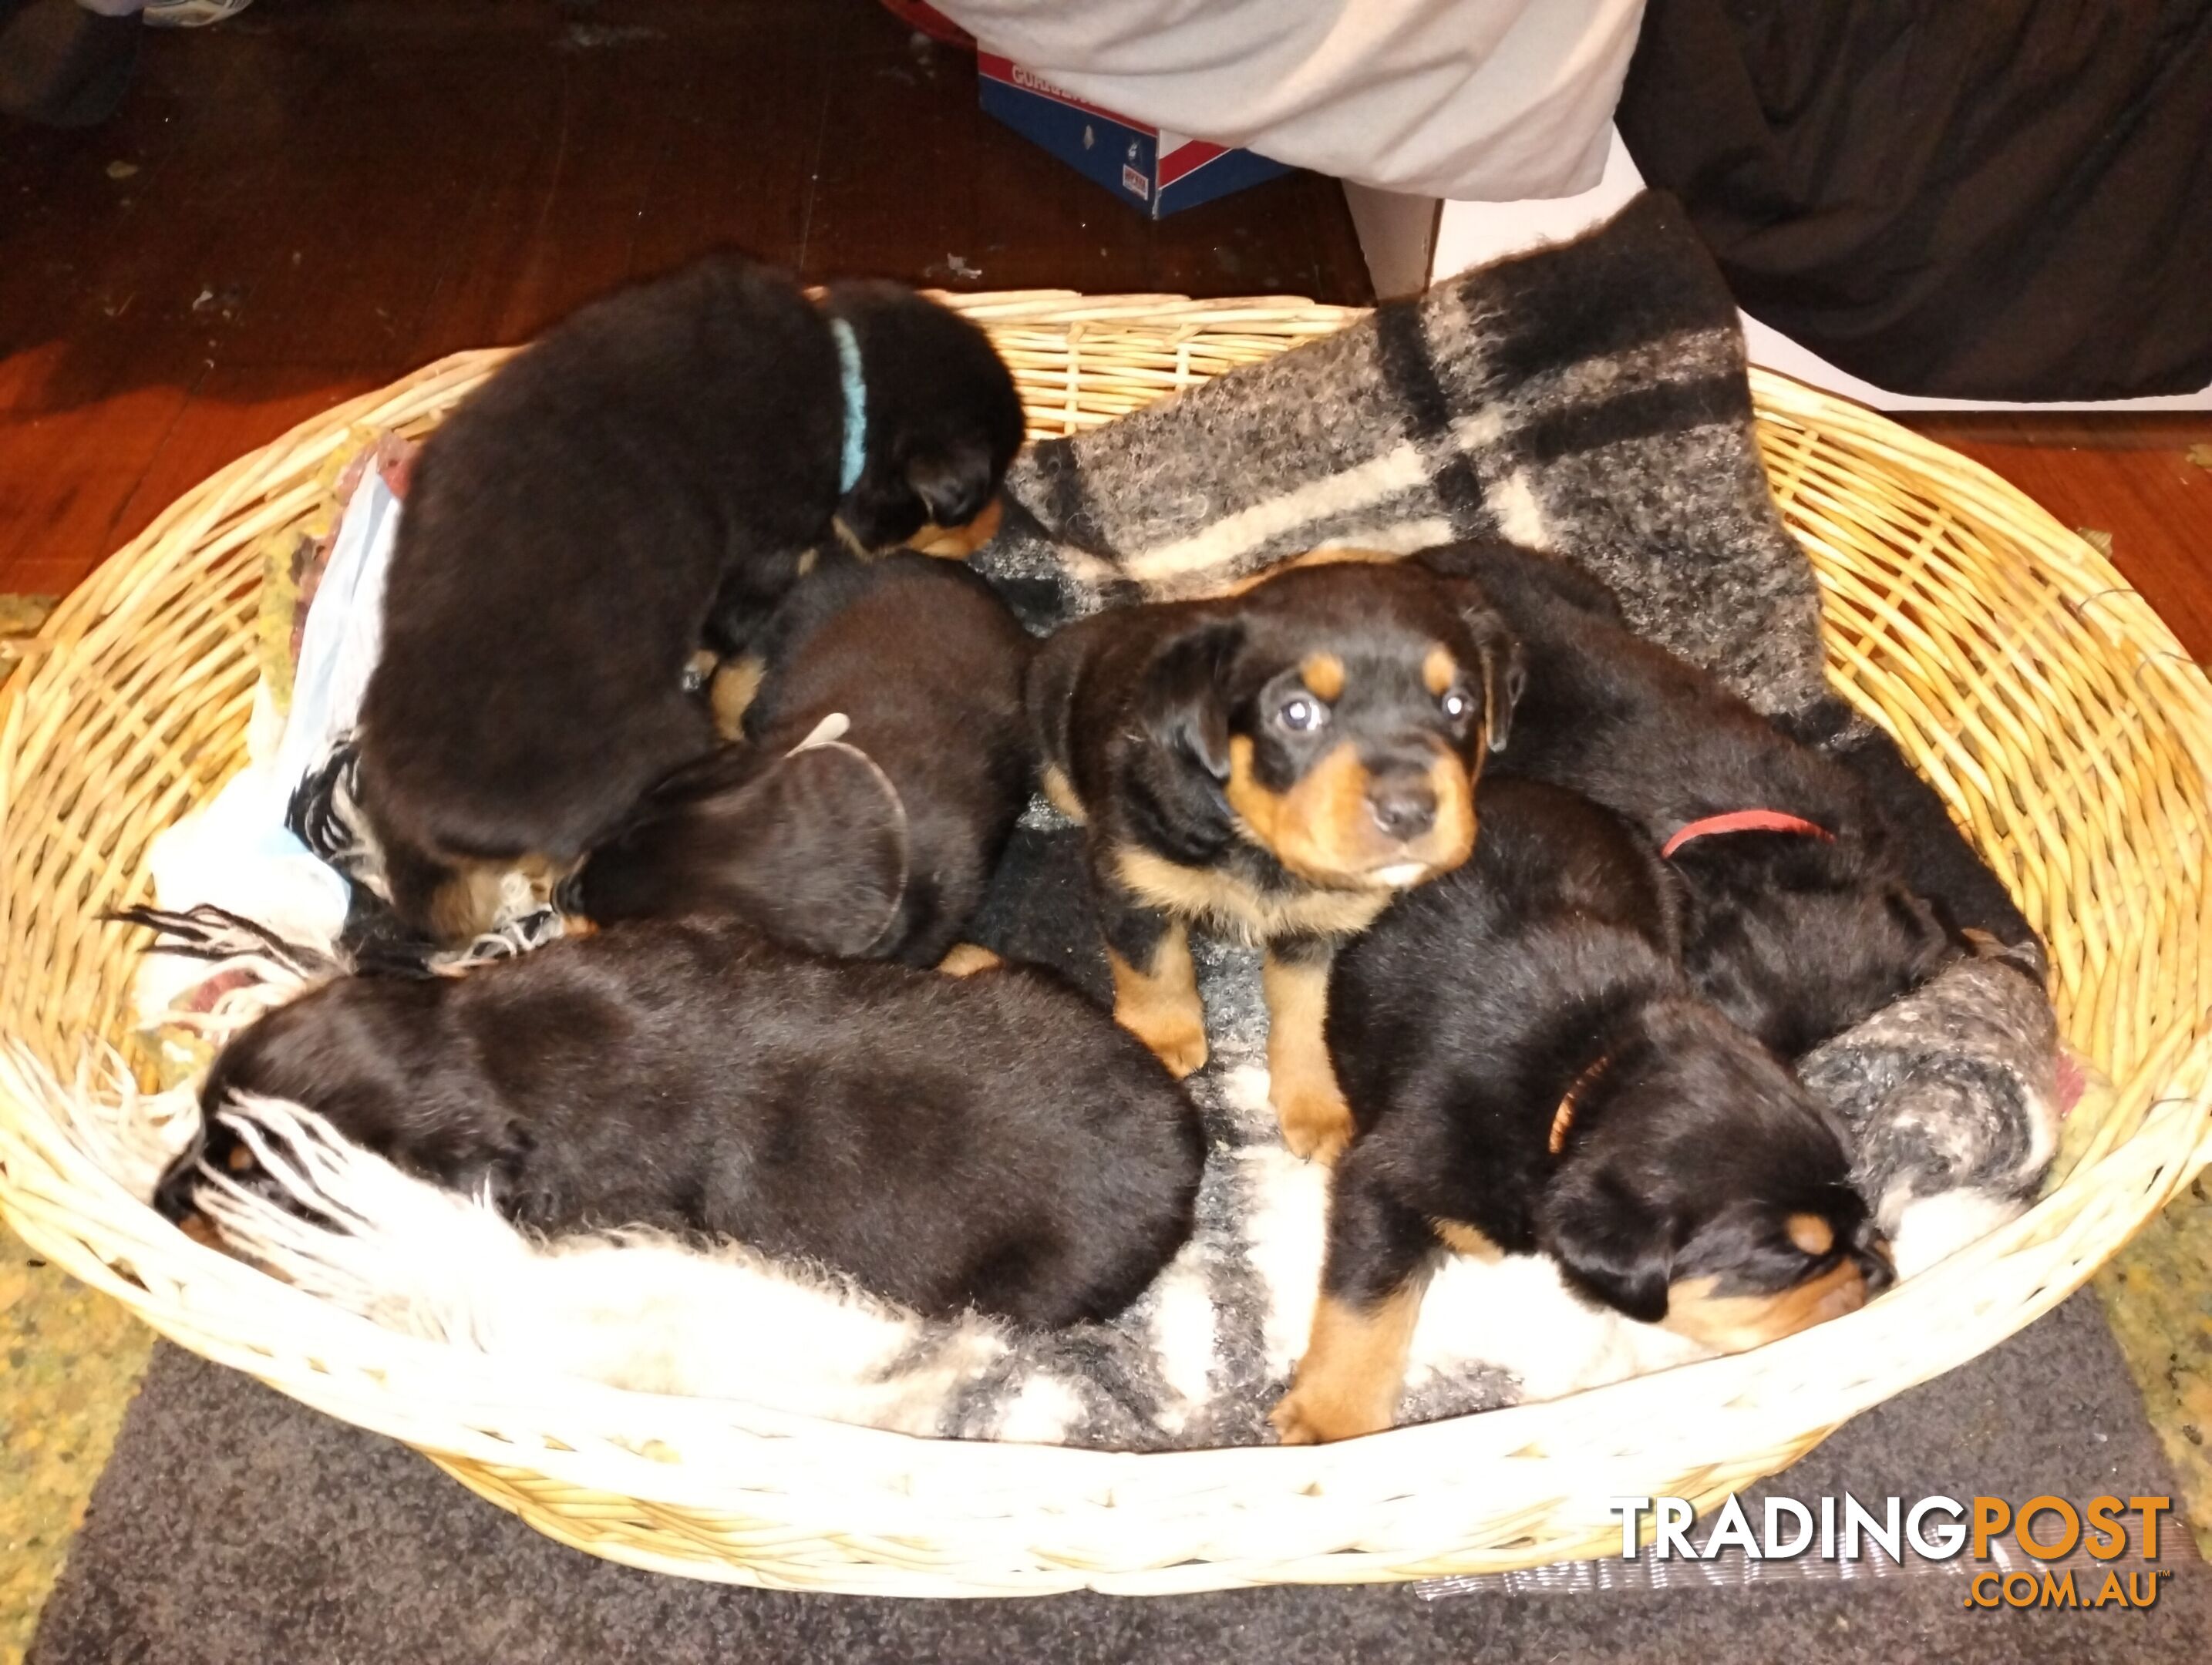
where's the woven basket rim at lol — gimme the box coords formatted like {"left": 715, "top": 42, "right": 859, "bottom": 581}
{"left": 3, "top": 296, "right": 2209, "bottom": 1595}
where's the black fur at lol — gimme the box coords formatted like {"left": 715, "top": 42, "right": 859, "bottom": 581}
{"left": 1416, "top": 539, "right": 1958, "bottom": 1058}
{"left": 157, "top": 919, "right": 1203, "bottom": 1329}
{"left": 1325, "top": 777, "right": 1892, "bottom": 1324}
{"left": 356, "top": 257, "right": 1023, "bottom": 941}
{"left": 567, "top": 551, "right": 1037, "bottom": 966}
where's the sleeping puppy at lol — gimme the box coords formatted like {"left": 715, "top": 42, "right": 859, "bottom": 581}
{"left": 1416, "top": 539, "right": 1958, "bottom": 1059}
{"left": 358, "top": 257, "right": 1025, "bottom": 946}
{"left": 564, "top": 551, "right": 1037, "bottom": 966}
{"left": 155, "top": 918, "right": 1202, "bottom": 1329}
{"left": 1030, "top": 560, "right": 1521, "bottom": 1162}
{"left": 1271, "top": 778, "right": 1892, "bottom": 1444}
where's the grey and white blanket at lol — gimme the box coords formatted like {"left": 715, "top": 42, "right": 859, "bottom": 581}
{"left": 135, "top": 193, "right": 2065, "bottom": 1450}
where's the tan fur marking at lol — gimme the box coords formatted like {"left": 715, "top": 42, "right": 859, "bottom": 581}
{"left": 1422, "top": 643, "right": 1459, "bottom": 698}
{"left": 936, "top": 943, "right": 1003, "bottom": 977}
{"left": 1663, "top": 1259, "right": 1869, "bottom": 1353}
{"left": 1262, "top": 947, "right": 1354, "bottom": 1162}
{"left": 1225, "top": 735, "right": 1476, "bottom": 889}
{"left": 1113, "top": 844, "right": 1390, "bottom": 944}
{"left": 1425, "top": 749, "right": 1477, "bottom": 874}
{"left": 796, "top": 546, "right": 820, "bottom": 577}
{"left": 711, "top": 656, "right": 767, "bottom": 741}
{"left": 1041, "top": 762, "right": 1089, "bottom": 824}
{"left": 428, "top": 863, "right": 508, "bottom": 945}
{"left": 558, "top": 914, "right": 599, "bottom": 940}
{"left": 1786, "top": 1213, "right": 1836, "bottom": 1256}
{"left": 513, "top": 852, "right": 576, "bottom": 909}
{"left": 1107, "top": 921, "right": 1208, "bottom": 1078}
{"left": 1300, "top": 652, "right": 1345, "bottom": 703}
{"left": 831, "top": 516, "right": 871, "bottom": 558}
{"left": 1270, "top": 1283, "right": 1426, "bottom": 1445}
{"left": 1433, "top": 1220, "right": 1504, "bottom": 1262}
{"left": 906, "top": 495, "right": 1004, "bottom": 560}
{"left": 1226, "top": 735, "right": 1372, "bottom": 884}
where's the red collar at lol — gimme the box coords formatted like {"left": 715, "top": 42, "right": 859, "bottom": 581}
{"left": 1548, "top": 1051, "right": 1614, "bottom": 1155}
{"left": 1661, "top": 809, "right": 1834, "bottom": 859}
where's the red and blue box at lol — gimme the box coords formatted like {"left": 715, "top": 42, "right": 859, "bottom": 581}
{"left": 978, "top": 53, "right": 1292, "bottom": 220}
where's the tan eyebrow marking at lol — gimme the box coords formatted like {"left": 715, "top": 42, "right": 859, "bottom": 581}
{"left": 1301, "top": 652, "right": 1345, "bottom": 702}
{"left": 1423, "top": 644, "right": 1458, "bottom": 698}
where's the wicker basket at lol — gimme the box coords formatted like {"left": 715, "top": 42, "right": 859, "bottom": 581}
{"left": 2, "top": 294, "right": 2209, "bottom": 1596}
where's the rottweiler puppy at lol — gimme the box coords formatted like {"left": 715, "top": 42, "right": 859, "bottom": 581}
{"left": 1271, "top": 778, "right": 1892, "bottom": 1444}
{"left": 156, "top": 918, "right": 1203, "bottom": 1329}
{"left": 1416, "top": 539, "right": 1959, "bottom": 1059}
{"left": 1030, "top": 560, "right": 1522, "bottom": 1162}
{"left": 358, "top": 257, "right": 1025, "bottom": 946}
{"left": 564, "top": 551, "right": 1036, "bottom": 967}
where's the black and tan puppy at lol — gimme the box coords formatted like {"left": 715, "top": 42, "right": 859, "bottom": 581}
{"left": 156, "top": 918, "right": 1202, "bottom": 1329}
{"left": 1416, "top": 539, "right": 1958, "bottom": 1059}
{"left": 1030, "top": 560, "right": 1521, "bottom": 1162}
{"left": 1271, "top": 778, "right": 1891, "bottom": 1444}
{"left": 564, "top": 551, "right": 1036, "bottom": 966}
{"left": 358, "top": 257, "right": 1025, "bottom": 945}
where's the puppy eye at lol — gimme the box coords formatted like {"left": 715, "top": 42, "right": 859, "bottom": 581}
{"left": 1279, "top": 695, "right": 1326, "bottom": 732}
{"left": 1440, "top": 688, "right": 1473, "bottom": 721}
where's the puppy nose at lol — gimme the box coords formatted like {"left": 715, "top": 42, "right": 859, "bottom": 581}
{"left": 1368, "top": 779, "right": 1437, "bottom": 842}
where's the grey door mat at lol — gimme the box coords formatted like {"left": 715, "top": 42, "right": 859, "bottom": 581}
{"left": 31, "top": 1290, "right": 2208, "bottom": 1664}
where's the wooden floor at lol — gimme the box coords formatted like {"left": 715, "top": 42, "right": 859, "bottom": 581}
{"left": 0, "top": 0, "right": 1371, "bottom": 600}
{"left": 2, "top": 0, "right": 2209, "bottom": 656}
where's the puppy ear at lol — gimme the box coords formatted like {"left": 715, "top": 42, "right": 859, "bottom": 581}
{"left": 575, "top": 746, "right": 907, "bottom": 956}
{"left": 1473, "top": 623, "right": 1526, "bottom": 755}
{"left": 1139, "top": 620, "right": 1243, "bottom": 782}
{"left": 699, "top": 745, "right": 910, "bottom": 957}
{"left": 1440, "top": 580, "right": 1524, "bottom": 755}
{"left": 904, "top": 438, "right": 997, "bottom": 528}
{"left": 1538, "top": 1165, "right": 1675, "bottom": 1323}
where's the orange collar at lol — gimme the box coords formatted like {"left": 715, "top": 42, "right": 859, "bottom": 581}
{"left": 1548, "top": 1052, "right": 1616, "bottom": 1155}
{"left": 1660, "top": 809, "right": 1833, "bottom": 859}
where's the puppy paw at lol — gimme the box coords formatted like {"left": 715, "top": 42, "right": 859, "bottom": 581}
{"left": 1269, "top": 1381, "right": 1389, "bottom": 1446}
{"left": 710, "top": 656, "right": 766, "bottom": 741}
{"left": 1122, "top": 1007, "right": 1209, "bottom": 1079}
{"left": 1108, "top": 928, "right": 1207, "bottom": 1077}
{"left": 936, "top": 943, "right": 1003, "bottom": 977}
{"left": 1276, "top": 1081, "right": 1354, "bottom": 1164}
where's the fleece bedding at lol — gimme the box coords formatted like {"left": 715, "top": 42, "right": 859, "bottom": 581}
{"left": 116, "top": 193, "right": 2068, "bottom": 1451}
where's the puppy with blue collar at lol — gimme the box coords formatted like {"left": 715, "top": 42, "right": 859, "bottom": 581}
{"left": 358, "top": 257, "right": 1024, "bottom": 944}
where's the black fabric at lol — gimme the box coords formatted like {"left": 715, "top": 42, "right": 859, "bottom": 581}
{"left": 1615, "top": 0, "right": 2212, "bottom": 401}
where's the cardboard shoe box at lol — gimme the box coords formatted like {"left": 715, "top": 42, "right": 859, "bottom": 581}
{"left": 978, "top": 52, "right": 1291, "bottom": 220}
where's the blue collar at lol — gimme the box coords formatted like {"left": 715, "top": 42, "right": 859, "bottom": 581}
{"left": 829, "top": 318, "right": 867, "bottom": 496}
